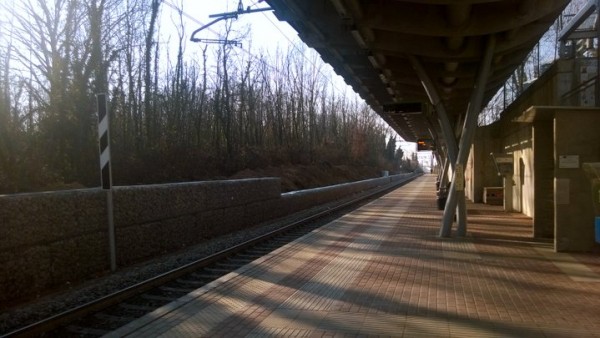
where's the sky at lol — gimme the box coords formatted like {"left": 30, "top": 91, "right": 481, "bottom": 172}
{"left": 160, "top": 0, "right": 363, "bottom": 116}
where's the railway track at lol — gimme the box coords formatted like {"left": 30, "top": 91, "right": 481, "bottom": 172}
{"left": 4, "top": 174, "right": 419, "bottom": 337}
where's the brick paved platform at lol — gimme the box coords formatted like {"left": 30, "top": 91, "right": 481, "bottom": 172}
{"left": 105, "top": 175, "right": 600, "bottom": 337}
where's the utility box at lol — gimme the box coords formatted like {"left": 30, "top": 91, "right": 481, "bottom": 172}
{"left": 483, "top": 187, "right": 504, "bottom": 205}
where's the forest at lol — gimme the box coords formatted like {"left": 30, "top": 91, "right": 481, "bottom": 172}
{"left": 0, "top": 0, "right": 404, "bottom": 194}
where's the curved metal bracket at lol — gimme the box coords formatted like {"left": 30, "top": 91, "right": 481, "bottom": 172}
{"left": 190, "top": 6, "right": 273, "bottom": 44}
{"left": 190, "top": 16, "right": 235, "bottom": 43}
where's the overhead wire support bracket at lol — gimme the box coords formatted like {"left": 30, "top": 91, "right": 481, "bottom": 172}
{"left": 190, "top": 15, "right": 235, "bottom": 43}
{"left": 208, "top": 6, "right": 273, "bottom": 19}
{"left": 194, "top": 38, "right": 243, "bottom": 48}
{"left": 190, "top": 1, "right": 273, "bottom": 44}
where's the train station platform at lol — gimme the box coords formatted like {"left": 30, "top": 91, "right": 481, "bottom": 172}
{"left": 105, "top": 175, "right": 600, "bottom": 337}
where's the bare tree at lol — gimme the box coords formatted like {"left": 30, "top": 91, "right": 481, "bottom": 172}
{"left": 143, "top": 0, "right": 162, "bottom": 143}
{"left": 0, "top": 1, "right": 396, "bottom": 192}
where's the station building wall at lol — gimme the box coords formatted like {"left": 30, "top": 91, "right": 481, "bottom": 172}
{"left": 467, "top": 58, "right": 600, "bottom": 251}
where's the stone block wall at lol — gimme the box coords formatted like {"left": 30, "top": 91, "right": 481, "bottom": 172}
{"left": 0, "top": 174, "right": 414, "bottom": 304}
{"left": 0, "top": 189, "right": 109, "bottom": 302}
{"left": 112, "top": 179, "right": 281, "bottom": 264}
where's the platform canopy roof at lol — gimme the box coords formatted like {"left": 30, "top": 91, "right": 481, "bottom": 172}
{"left": 264, "top": 0, "right": 569, "bottom": 145}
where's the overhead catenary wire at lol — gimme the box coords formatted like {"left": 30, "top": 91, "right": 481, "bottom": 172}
{"left": 165, "top": 0, "right": 353, "bottom": 98}
{"left": 164, "top": 0, "right": 281, "bottom": 73}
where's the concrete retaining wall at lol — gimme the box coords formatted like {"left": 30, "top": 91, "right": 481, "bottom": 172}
{"left": 0, "top": 174, "right": 414, "bottom": 304}
{"left": 281, "top": 174, "right": 412, "bottom": 214}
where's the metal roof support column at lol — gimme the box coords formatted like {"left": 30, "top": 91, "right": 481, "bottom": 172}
{"left": 435, "top": 152, "right": 443, "bottom": 176}
{"left": 439, "top": 155, "right": 450, "bottom": 188}
{"left": 437, "top": 149, "right": 448, "bottom": 185}
{"left": 408, "top": 55, "right": 462, "bottom": 236}
{"left": 408, "top": 56, "right": 458, "bottom": 166}
{"left": 441, "top": 35, "right": 496, "bottom": 237}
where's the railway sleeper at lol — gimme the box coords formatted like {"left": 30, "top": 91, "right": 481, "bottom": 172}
{"left": 215, "top": 262, "right": 245, "bottom": 268}
{"left": 226, "top": 257, "right": 254, "bottom": 265}
{"left": 235, "top": 253, "right": 262, "bottom": 259}
{"left": 119, "top": 302, "right": 159, "bottom": 312}
{"left": 140, "top": 293, "right": 179, "bottom": 302}
{"left": 189, "top": 272, "right": 221, "bottom": 280}
{"left": 269, "top": 237, "right": 297, "bottom": 244}
{"left": 176, "top": 278, "right": 208, "bottom": 286}
{"left": 259, "top": 244, "right": 285, "bottom": 251}
{"left": 243, "top": 249, "right": 273, "bottom": 255}
{"left": 191, "top": 272, "right": 223, "bottom": 280}
{"left": 159, "top": 285, "right": 195, "bottom": 293}
{"left": 94, "top": 312, "right": 137, "bottom": 323}
{"left": 205, "top": 267, "right": 235, "bottom": 274}
{"left": 66, "top": 325, "right": 109, "bottom": 336}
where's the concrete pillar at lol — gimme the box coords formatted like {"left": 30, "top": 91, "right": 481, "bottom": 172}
{"left": 504, "top": 174, "right": 513, "bottom": 212}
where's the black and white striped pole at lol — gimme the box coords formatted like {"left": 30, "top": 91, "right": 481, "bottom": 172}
{"left": 97, "top": 93, "right": 117, "bottom": 272}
